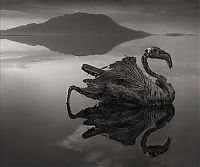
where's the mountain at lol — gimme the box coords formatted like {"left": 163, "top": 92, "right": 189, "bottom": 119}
{"left": 165, "top": 33, "right": 198, "bottom": 37}
{"left": 1, "top": 13, "right": 149, "bottom": 36}
{"left": 165, "top": 33, "right": 185, "bottom": 36}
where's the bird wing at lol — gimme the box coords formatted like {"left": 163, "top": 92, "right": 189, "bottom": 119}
{"left": 104, "top": 56, "right": 152, "bottom": 105}
{"left": 108, "top": 56, "right": 147, "bottom": 90}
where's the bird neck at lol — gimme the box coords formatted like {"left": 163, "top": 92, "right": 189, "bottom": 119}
{"left": 141, "top": 53, "right": 174, "bottom": 99}
{"left": 141, "top": 53, "right": 166, "bottom": 81}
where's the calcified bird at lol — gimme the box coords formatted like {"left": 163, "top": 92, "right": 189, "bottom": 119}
{"left": 66, "top": 47, "right": 175, "bottom": 107}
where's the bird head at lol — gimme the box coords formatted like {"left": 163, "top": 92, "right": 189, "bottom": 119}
{"left": 143, "top": 47, "right": 173, "bottom": 69}
{"left": 143, "top": 137, "right": 171, "bottom": 158}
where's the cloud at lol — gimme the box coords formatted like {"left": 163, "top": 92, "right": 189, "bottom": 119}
{"left": 57, "top": 125, "right": 90, "bottom": 152}
{"left": 85, "top": 152, "right": 103, "bottom": 162}
{"left": 1, "top": 0, "right": 199, "bottom": 33}
{"left": 57, "top": 126, "right": 122, "bottom": 167}
{"left": 1, "top": 0, "right": 198, "bottom": 14}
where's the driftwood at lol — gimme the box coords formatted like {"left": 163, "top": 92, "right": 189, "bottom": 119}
{"left": 67, "top": 102, "right": 175, "bottom": 157}
{"left": 66, "top": 46, "right": 175, "bottom": 107}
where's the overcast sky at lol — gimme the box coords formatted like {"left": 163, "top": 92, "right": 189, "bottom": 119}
{"left": 1, "top": 0, "right": 199, "bottom": 33}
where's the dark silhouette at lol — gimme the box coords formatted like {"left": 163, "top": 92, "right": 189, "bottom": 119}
{"left": 1, "top": 35, "right": 141, "bottom": 56}
{"left": 67, "top": 47, "right": 175, "bottom": 107}
{"left": 1, "top": 13, "right": 149, "bottom": 36}
{"left": 165, "top": 33, "right": 185, "bottom": 36}
{"left": 1, "top": 13, "right": 150, "bottom": 56}
{"left": 67, "top": 102, "right": 175, "bottom": 157}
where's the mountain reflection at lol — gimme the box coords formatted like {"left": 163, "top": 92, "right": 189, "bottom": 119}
{"left": 67, "top": 103, "right": 175, "bottom": 158}
{"left": 2, "top": 34, "right": 146, "bottom": 56}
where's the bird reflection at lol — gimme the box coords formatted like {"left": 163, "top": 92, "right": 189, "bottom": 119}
{"left": 67, "top": 103, "right": 175, "bottom": 158}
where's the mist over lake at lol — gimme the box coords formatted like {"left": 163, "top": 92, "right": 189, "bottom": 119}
{"left": 1, "top": 34, "right": 199, "bottom": 166}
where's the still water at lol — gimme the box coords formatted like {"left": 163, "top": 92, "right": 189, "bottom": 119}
{"left": 0, "top": 35, "right": 199, "bottom": 166}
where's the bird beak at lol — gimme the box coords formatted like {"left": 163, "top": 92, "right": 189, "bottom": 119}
{"left": 160, "top": 50, "right": 173, "bottom": 69}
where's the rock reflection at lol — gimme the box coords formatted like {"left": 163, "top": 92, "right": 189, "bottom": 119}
{"left": 67, "top": 103, "right": 175, "bottom": 158}
{"left": 2, "top": 34, "right": 146, "bottom": 56}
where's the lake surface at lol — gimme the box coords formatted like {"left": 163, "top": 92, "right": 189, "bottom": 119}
{"left": 0, "top": 35, "right": 199, "bottom": 166}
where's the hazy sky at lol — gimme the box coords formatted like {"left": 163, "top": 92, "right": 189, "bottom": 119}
{"left": 1, "top": 0, "right": 199, "bottom": 33}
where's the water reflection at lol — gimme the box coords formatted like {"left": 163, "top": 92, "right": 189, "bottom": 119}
{"left": 67, "top": 103, "right": 175, "bottom": 158}
{"left": 2, "top": 35, "right": 147, "bottom": 56}
{"left": 1, "top": 36, "right": 198, "bottom": 166}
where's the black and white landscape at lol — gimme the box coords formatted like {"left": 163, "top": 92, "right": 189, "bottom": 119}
{"left": 1, "top": 13, "right": 150, "bottom": 56}
{"left": 0, "top": 0, "right": 199, "bottom": 167}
